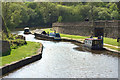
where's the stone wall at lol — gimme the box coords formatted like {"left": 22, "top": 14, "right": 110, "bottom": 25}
{"left": 1, "top": 41, "right": 10, "bottom": 53}
{"left": 52, "top": 20, "right": 120, "bottom": 38}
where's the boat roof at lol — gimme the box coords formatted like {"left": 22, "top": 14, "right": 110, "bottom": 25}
{"left": 56, "top": 33, "right": 60, "bottom": 35}
{"left": 85, "top": 38, "right": 102, "bottom": 41}
{"left": 35, "top": 29, "right": 45, "bottom": 34}
{"left": 24, "top": 27, "right": 29, "bottom": 29}
{"left": 50, "top": 33, "right": 56, "bottom": 35}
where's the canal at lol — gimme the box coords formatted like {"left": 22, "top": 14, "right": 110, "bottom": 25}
{"left": 4, "top": 30, "right": 118, "bottom": 78}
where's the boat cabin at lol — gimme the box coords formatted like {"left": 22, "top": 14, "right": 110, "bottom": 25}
{"left": 49, "top": 33, "right": 61, "bottom": 40}
{"left": 34, "top": 30, "right": 61, "bottom": 40}
{"left": 24, "top": 27, "right": 31, "bottom": 34}
{"left": 84, "top": 38, "right": 103, "bottom": 50}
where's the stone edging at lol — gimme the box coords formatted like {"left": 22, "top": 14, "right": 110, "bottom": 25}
{"left": 61, "top": 39, "right": 82, "bottom": 43}
{"left": 0, "top": 44, "right": 43, "bottom": 77}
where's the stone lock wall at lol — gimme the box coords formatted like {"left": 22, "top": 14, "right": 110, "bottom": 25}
{"left": 52, "top": 20, "right": 120, "bottom": 38}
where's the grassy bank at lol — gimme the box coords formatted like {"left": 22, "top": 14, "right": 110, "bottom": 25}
{"left": 42, "top": 28, "right": 119, "bottom": 51}
{"left": 0, "top": 41, "right": 41, "bottom": 66}
{"left": 104, "top": 45, "right": 120, "bottom": 51}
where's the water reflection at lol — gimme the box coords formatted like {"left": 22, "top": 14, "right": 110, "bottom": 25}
{"left": 4, "top": 31, "right": 118, "bottom": 78}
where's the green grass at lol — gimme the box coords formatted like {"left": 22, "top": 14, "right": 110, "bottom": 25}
{"left": 60, "top": 34, "right": 89, "bottom": 39}
{"left": 43, "top": 28, "right": 119, "bottom": 46}
{"left": 104, "top": 37, "right": 118, "bottom": 46}
{"left": 0, "top": 41, "right": 41, "bottom": 66}
{"left": 104, "top": 45, "right": 120, "bottom": 51}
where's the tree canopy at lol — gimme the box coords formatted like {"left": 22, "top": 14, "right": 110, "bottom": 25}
{"left": 2, "top": 2, "right": 120, "bottom": 29}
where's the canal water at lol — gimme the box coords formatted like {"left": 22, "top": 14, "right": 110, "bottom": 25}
{"left": 4, "top": 31, "right": 118, "bottom": 78}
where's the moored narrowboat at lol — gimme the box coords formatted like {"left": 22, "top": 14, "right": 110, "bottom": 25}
{"left": 34, "top": 29, "right": 61, "bottom": 41}
{"left": 84, "top": 38, "right": 103, "bottom": 50}
{"left": 24, "top": 27, "right": 31, "bottom": 34}
{"left": 49, "top": 33, "right": 61, "bottom": 40}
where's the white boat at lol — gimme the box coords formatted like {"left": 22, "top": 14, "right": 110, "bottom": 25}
{"left": 24, "top": 27, "right": 31, "bottom": 34}
{"left": 84, "top": 38, "right": 103, "bottom": 50}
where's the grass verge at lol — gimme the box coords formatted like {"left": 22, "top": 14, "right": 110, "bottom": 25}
{"left": 104, "top": 45, "right": 120, "bottom": 51}
{"left": 0, "top": 41, "right": 41, "bottom": 66}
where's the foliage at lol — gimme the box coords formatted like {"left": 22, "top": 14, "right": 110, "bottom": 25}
{"left": 111, "top": 10, "right": 120, "bottom": 19}
{"left": 58, "top": 16, "right": 63, "bottom": 22}
{"left": 9, "top": 39, "right": 26, "bottom": 49}
{"left": 2, "top": 2, "right": 120, "bottom": 29}
{"left": 7, "top": 34, "right": 27, "bottom": 49}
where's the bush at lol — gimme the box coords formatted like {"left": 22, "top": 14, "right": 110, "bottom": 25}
{"left": 5, "top": 34, "right": 27, "bottom": 49}
{"left": 9, "top": 39, "right": 27, "bottom": 49}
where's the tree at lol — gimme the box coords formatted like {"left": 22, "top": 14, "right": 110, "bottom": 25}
{"left": 2, "top": 2, "right": 119, "bottom": 29}
{"left": 98, "top": 10, "right": 111, "bottom": 20}
{"left": 26, "top": 2, "right": 37, "bottom": 9}
{"left": 2, "top": 2, "right": 11, "bottom": 28}
{"left": 111, "top": 10, "right": 120, "bottom": 20}
{"left": 38, "top": 2, "right": 59, "bottom": 24}
{"left": 20, "top": 5, "right": 29, "bottom": 25}
{"left": 58, "top": 16, "right": 63, "bottom": 22}
{"left": 107, "top": 3, "right": 118, "bottom": 11}
{"left": 27, "top": 8, "right": 38, "bottom": 25}
{"left": 116, "top": 1, "right": 120, "bottom": 13}
{"left": 10, "top": 10, "right": 22, "bottom": 28}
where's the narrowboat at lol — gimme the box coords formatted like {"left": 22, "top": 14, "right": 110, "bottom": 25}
{"left": 49, "top": 33, "right": 61, "bottom": 40}
{"left": 24, "top": 27, "right": 31, "bottom": 34}
{"left": 83, "top": 38, "right": 103, "bottom": 50}
{"left": 34, "top": 30, "right": 61, "bottom": 41}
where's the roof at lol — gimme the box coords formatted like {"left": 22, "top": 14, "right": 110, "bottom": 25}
{"left": 34, "top": 29, "right": 45, "bottom": 34}
{"left": 85, "top": 38, "right": 102, "bottom": 41}
{"left": 24, "top": 27, "right": 29, "bottom": 29}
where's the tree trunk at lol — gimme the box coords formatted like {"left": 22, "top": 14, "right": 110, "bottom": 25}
{"left": 1, "top": 16, "right": 8, "bottom": 38}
